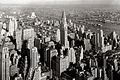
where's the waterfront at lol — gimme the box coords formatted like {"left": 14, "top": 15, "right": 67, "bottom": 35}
{"left": 86, "top": 22, "right": 120, "bottom": 35}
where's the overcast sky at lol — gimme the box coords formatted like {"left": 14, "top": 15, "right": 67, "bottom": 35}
{"left": 0, "top": 0, "right": 120, "bottom": 5}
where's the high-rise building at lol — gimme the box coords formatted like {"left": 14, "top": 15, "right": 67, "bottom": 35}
{"left": 0, "top": 47, "right": 5, "bottom": 80}
{"left": 34, "top": 38, "right": 42, "bottom": 50}
{"left": 75, "top": 46, "right": 84, "bottom": 63}
{"left": 44, "top": 47, "right": 49, "bottom": 64}
{"left": 5, "top": 48, "right": 10, "bottom": 80}
{"left": 68, "top": 19, "right": 73, "bottom": 27}
{"left": 22, "top": 28, "right": 35, "bottom": 50}
{"left": 78, "top": 25, "right": 85, "bottom": 38}
{"left": 80, "top": 46, "right": 84, "bottom": 61}
{"left": 114, "top": 58, "right": 118, "bottom": 71}
{"left": 54, "top": 49, "right": 69, "bottom": 77}
{"left": 46, "top": 47, "right": 58, "bottom": 70}
{"left": 10, "top": 64, "right": 18, "bottom": 78}
{"left": 60, "top": 11, "right": 69, "bottom": 48}
{"left": 51, "top": 49, "right": 69, "bottom": 78}
{"left": 109, "top": 31, "right": 118, "bottom": 49}
{"left": 99, "top": 30, "right": 104, "bottom": 49}
{"left": 27, "top": 37, "right": 34, "bottom": 49}
{"left": 33, "top": 66, "right": 41, "bottom": 80}
{"left": 1, "top": 23, "right": 7, "bottom": 36}
{"left": 95, "top": 32, "right": 100, "bottom": 49}
{"left": 0, "top": 46, "right": 9, "bottom": 80}
{"left": 15, "top": 29, "right": 22, "bottom": 50}
{"left": 8, "top": 18, "right": 18, "bottom": 36}
{"left": 94, "top": 30, "right": 104, "bottom": 50}
{"left": 110, "top": 31, "right": 117, "bottom": 40}
{"left": 68, "top": 48, "right": 76, "bottom": 64}
{"left": 84, "top": 39, "right": 92, "bottom": 51}
{"left": 30, "top": 47, "right": 39, "bottom": 69}
{"left": 86, "top": 30, "right": 93, "bottom": 39}
{"left": 24, "top": 56, "right": 28, "bottom": 80}
{"left": 22, "top": 28, "right": 35, "bottom": 40}
{"left": 14, "top": 18, "right": 18, "bottom": 31}
{"left": 9, "top": 18, "right": 14, "bottom": 36}
{"left": 56, "top": 29, "right": 60, "bottom": 42}
{"left": 56, "top": 56, "right": 68, "bottom": 77}
{"left": 0, "top": 22, "right": 3, "bottom": 33}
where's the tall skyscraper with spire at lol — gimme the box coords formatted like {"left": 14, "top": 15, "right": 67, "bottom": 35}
{"left": 0, "top": 46, "right": 10, "bottom": 80}
{"left": 60, "top": 11, "right": 69, "bottom": 48}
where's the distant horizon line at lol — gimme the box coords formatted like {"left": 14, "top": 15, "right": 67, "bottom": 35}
{"left": 0, "top": 2, "right": 120, "bottom": 5}
{"left": 1, "top": 3, "right": 120, "bottom": 9}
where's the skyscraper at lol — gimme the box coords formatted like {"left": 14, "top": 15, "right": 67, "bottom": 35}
{"left": 9, "top": 17, "right": 18, "bottom": 36}
{"left": 60, "top": 11, "right": 69, "bottom": 48}
{"left": 9, "top": 18, "right": 14, "bottom": 36}
{"left": 1, "top": 23, "right": 7, "bottom": 36}
{"left": 32, "top": 63, "right": 41, "bottom": 80}
{"left": 30, "top": 47, "right": 39, "bottom": 69}
{"left": 78, "top": 25, "right": 85, "bottom": 38}
{"left": 99, "top": 30, "right": 104, "bottom": 49}
{"left": 68, "top": 48, "right": 76, "bottom": 64}
{"left": 5, "top": 48, "right": 10, "bottom": 80}
{"left": 0, "top": 46, "right": 9, "bottom": 80}
{"left": 0, "top": 47, "right": 5, "bottom": 80}
{"left": 56, "top": 29, "right": 60, "bottom": 42}
{"left": 46, "top": 47, "right": 58, "bottom": 70}
{"left": 15, "top": 29, "right": 22, "bottom": 50}
{"left": 94, "top": 29, "right": 104, "bottom": 50}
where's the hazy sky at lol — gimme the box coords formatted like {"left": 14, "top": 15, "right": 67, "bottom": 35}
{"left": 0, "top": 0, "right": 120, "bottom": 5}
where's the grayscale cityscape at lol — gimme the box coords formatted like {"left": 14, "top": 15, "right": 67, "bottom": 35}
{"left": 0, "top": 0, "right": 120, "bottom": 80}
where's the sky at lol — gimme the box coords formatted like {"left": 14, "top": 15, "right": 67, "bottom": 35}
{"left": 0, "top": 0, "right": 120, "bottom": 5}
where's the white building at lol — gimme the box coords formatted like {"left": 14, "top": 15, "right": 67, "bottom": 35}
{"left": 31, "top": 12, "right": 36, "bottom": 19}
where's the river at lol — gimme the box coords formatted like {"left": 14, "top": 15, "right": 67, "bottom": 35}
{"left": 86, "top": 21, "right": 120, "bottom": 36}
